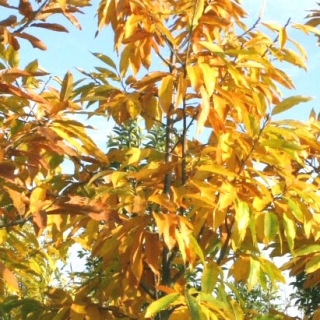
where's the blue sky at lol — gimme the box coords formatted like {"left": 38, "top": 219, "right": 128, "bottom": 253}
{"left": 1, "top": 1, "right": 319, "bottom": 142}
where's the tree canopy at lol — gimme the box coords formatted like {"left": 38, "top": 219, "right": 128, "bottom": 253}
{"left": 1, "top": 0, "right": 320, "bottom": 319}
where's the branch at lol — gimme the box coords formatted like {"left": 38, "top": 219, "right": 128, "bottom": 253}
{"left": 216, "top": 216, "right": 233, "bottom": 265}
{"left": 0, "top": 216, "right": 32, "bottom": 228}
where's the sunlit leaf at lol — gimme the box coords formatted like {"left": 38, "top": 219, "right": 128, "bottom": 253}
{"left": 272, "top": 95, "right": 312, "bottom": 116}
{"left": 145, "top": 293, "right": 180, "bottom": 318}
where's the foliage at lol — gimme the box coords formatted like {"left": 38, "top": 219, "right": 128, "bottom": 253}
{"left": 1, "top": 0, "right": 320, "bottom": 319}
{"left": 290, "top": 272, "right": 320, "bottom": 319}
{"left": 231, "top": 281, "right": 281, "bottom": 317}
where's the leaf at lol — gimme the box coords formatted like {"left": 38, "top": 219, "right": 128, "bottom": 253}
{"left": 283, "top": 212, "right": 296, "bottom": 253}
{"left": 263, "top": 212, "right": 279, "bottom": 245}
{"left": 192, "top": 0, "right": 204, "bottom": 27}
{"left": 153, "top": 213, "right": 177, "bottom": 250}
{"left": 0, "top": 263, "right": 19, "bottom": 292}
{"left": 18, "top": 0, "right": 33, "bottom": 19}
{"left": 247, "top": 257, "right": 260, "bottom": 291}
{"left": 60, "top": 71, "right": 73, "bottom": 101}
{"left": 295, "top": 244, "right": 320, "bottom": 257}
{"left": 30, "top": 23, "right": 68, "bottom": 32}
{"left": 278, "top": 27, "right": 287, "bottom": 50}
{"left": 305, "top": 254, "right": 320, "bottom": 274}
{"left": 199, "top": 41, "right": 224, "bottom": 53}
{"left": 234, "top": 199, "right": 251, "bottom": 243}
{"left": 272, "top": 95, "right": 312, "bottom": 116}
{"left": 145, "top": 293, "right": 180, "bottom": 318}
{"left": 4, "top": 186, "right": 26, "bottom": 215}
{"left": 130, "top": 231, "right": 144, "bottom": 283}
{"left": 14, "top": 32, "right": 47, "bottom": 50}
{"left": 185, "top": 289, "right": 199, "bottom": 320}
{"left": 201, "top": 261, "right": 219, "bottom": 294}
{"left": 158, "top": 75, "right": 173, "bottom": 114}
{"left": 186, "top": 64, "right": 203, "bottom": 92}
{"left": 92, "top": 52, "right": 117, "bottom": 70}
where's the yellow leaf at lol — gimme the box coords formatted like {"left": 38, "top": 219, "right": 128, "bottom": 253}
{"left": 120, "top": 43, "right": 134, "bottom": 77}
{"left": 30, "top": 187, "right": 46, "bottom": 213}
{"left": 142, "top": 94, "right": 161, "bottom": 131}
{"left": 158, "top": 75, "right": 173, "bottom": 114}
{"left": 60, "top": 71, "right": 73, "bottom": 101}
{"left": 233, "top": 199, "right": 251, "bottom": 244}
{"left": 175, "top": 72, "right": 187, "bottom": 107}
{"left": 149, "top": 194, "right": 177, "bottom": 212}
{"left": 153, "top": 213, "right": 177, "bottom": 250}
{"left": 279, "top": 27, "right": 287, "bottom": 50}
{"left": 0, "top": 229, "right": 7, "bottom": 245}
{"left": 199, "top": 63, "right": 217, "bottom": 96}
{"left": 196, "top": 86, "right": 210, "bottom": 135}
{"left": 199, "top": 41, "right": 224, "bottom": 53}
{"left": 186, "top": 64, "right": 203, "bottom": 92}
{"left": 192, "top": 0, "right": 204, "bottom": 27}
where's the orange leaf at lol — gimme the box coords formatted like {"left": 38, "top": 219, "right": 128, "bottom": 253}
{"left": 0, "top": 263, "right": 19, "bottom": 292}
{"left": 33, "top": 210, "right": 47, "bottom": 236}
{"left": 153, "top": 213, "right": 177, "bottom": 250}
{"left": 145, "top": 231, "right": 161, "bottom": 279}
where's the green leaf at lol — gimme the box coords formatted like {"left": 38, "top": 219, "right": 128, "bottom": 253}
{"left": 264, "top": 212, "right": 279, "bottom": 244}
{"left": 185, "top": 289, "right": 200, "bottom": 320}
{"left": 145, "top": 293, "right": 180, "bottom": 318}
{"left": 272, "top": 95, "right": 312, "bottom": 116}
{"left": 283, "top": 213, "right": 296, "bottom": 253}
{"left": 189, "top": 234, "right": 205, "bottom": 264}
{"left": 201, "top": 261, "right": 219, "bottom": 294}
{"left": 247, "top": 257, "right": 260, "bottom": 291}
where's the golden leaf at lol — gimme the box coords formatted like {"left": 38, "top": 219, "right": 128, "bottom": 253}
{"left": 158, "top": 75, "right": 174, "bottom": 114}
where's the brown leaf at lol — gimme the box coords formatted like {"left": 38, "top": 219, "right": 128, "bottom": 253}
{"left": 31, "top": 23, "right": 69, "bottom": 33}
{"left": 14, "top": 32, "right": 47, "bottom": 50}
{"left": 18, "top": 0, "right": 33, "bottom": 19}
{"left": 0, "top": 162, "right": 15, "bottom": 180}
{"left": 0, "top": 82, "right": 48, "bottom": 103}
{"left": 0, "top": 15, "right": 17, "bottom": 27}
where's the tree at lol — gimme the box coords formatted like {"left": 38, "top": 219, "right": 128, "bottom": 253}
{"left": 1, "top": 0, "right": 320, "bottom": 319}
{"left": 290, "top": 272, "right": 320, "bottom": 319}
